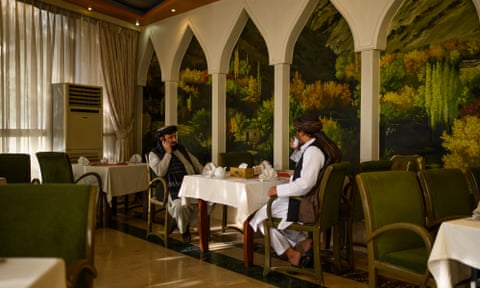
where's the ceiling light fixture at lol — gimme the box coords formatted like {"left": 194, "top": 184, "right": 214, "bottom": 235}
{"left": 87, "top": 6, "right": 92, "bottom": 11}
{"left": 135, "top": 20, "right": 140, "bottom": 26}
{"left": 171, "top": 8, "right": 176, "bottom": 13}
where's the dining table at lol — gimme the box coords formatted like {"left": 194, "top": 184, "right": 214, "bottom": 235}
{"left": 0, "top": 257, "right": 67, "bottom": 288}
{"left": 428, "top": 217, "right": 480, "bottom": 288}
{"left": 178, "top": 173, "right": 289, "bottom": 267}
{"left": 72, "top": 162, "right": 149, "bottom": 226}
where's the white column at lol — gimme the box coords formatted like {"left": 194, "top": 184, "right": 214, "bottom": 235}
{"left": 211, "top": 72, "right": 227, "bottom": 164}
{"left": 360, "top": 49, "right": 380, "bottom": 162}
{"left": 273, "top": 63, "right": 290, "bottom": 170}
{"left": 164, "top": 80, "right": 178, "bottom": 125}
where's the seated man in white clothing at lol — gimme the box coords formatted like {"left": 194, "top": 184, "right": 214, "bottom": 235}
{"left": 249, "top": 114, "right": 342, "bottom": 267}
{"left": 148, "top": 125, "right": 203, "bottom": 243}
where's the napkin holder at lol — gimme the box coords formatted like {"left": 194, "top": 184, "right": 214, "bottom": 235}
{"left": 230, "top": 167, "right": 255, "bottom": 178}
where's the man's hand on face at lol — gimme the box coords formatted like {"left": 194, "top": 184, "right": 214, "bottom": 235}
{"left": 161, "top": 133, "right": 177, "bottom": 154}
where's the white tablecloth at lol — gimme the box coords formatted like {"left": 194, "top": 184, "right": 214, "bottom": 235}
{"left": 72, "top": 163, "right": 148, "bottom": 204}
{"left": 428, "top": 217, "right": 480, "bottom": 288}
{"left": 0, "top": 257, "right": 66, "bottom": 288}
{"left": 178, "top": 174, "right": 288, "bottom": 226}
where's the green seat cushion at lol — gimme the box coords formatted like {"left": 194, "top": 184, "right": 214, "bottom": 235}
{"left": 380, "top": 247, "right": 429, "bottom": 274}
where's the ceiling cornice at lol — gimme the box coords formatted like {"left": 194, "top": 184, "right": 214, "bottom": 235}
{"left": 38, "top": 0, "right": 219, "bottom": 30}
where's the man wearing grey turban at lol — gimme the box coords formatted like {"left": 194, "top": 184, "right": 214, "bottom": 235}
{"left": 249, "top": 114, "right": 341, "bottom": 267}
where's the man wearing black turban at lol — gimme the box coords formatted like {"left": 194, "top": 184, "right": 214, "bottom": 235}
{"left": 149, "top": 125, "right": 204, "bottom": 243}
{"left": 249, "top": 114, "right": 342, "bottom": 267}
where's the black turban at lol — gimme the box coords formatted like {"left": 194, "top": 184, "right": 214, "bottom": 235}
{"left": 157, "top": 125, "right": 177, "bottom": 137}
{"left": 293, "top": 114, "right": 323, "bottom": 135}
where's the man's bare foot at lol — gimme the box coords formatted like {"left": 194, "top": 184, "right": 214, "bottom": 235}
{"left": 300, "top": 238, "right": 312, "bottom": 253}
{"left": 285, "top": 247, "right": 302, "bottom": 266}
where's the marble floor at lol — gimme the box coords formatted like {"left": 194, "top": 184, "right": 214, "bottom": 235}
{"left": 92, "top": 204, "right": 386, "bottom": 288}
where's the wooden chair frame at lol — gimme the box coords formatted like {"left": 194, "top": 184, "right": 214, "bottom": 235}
{"left": 262, "top": 162, "right": 350, "bottom": 285}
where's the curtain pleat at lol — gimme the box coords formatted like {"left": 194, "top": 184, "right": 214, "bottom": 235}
{"left": 99, "top": 22, "right": 138, "bottom": 162}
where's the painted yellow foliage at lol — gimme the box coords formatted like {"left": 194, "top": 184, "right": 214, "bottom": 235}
{"left": 380, "top": 53, "right": 397, "bottom": 68}
{"left": 320, "top": 116, "right": 342, "bottom": 150}
{"left": 442, "top": 115, "right": 480, "bottom": 170}
{"left": 381, "top": 85, "right": 415, "bottom": 110}
{"left": 403, "top": 50, "right": 428, "bottom": 74}
{"left": 290, "top": 71, "right": 305, "bottom": 99}
{"left": 301, "top": 80, "right": 351, "bottom": 110}
{"left": 180, "top": 68, "right": 203, "bottom": 83}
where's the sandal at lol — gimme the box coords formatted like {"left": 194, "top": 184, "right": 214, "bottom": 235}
{"left": 299, "top": 248, "right": 313, "bottom": 268}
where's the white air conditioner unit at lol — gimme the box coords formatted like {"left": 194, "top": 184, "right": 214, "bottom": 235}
{"left": 52, "top": 83, "right": 103, "bottom": 162}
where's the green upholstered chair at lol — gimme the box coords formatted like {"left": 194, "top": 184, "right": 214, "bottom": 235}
{"left": 262, "top": 162, "right": 350, "bottom": 285}
{"left": 218, "top": 151, "right": 254, "bottom": 232}
{"left": 343, "top": 159, "right": 393, "bottom": 269}
{"left": 36, "top": 151, "right": 105, "bottom": 226}
{"left": 356, "top": 171, "right": 434, "bottom": 288}
{"left": 390, "top": 154, "right": 425, "bottom": 172}
{"left": 0, "top": 153, "right": 34, "bottom": 183}
{"left": 0, "top": 183, "right": 98, "bottom": 288}
{"left": 417, "top": 168, "right": 474, "bottom": 233}
{"left": 36, "top": 152, "right": 101, "bottom": 184}
{"left": 467, "top": 166, "right": 480, "bottom": 204}
{"left": 145, "top": 154, "right": 170, "bottom": 247}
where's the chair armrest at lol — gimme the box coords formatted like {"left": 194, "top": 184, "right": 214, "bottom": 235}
{"left": 367, "top": 222, "right": 433, "bottom": 252}
{"left": 74, "top": 172, "right": 104, "bottom": 191}
{"left": 66, "top": 259, "right": 97, "bottom": 288}
{"left": 266, "top": 196, "right": 276, "bottom": 220}
{"left": 148, "top": 176, "right": 168, "bottom": 205}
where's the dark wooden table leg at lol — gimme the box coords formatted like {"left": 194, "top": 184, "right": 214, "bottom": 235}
{"left": 198, "top": 199, "right": 209, "bottom": 252}
{"left": 243, "top": 216, "right": 254, "bottom": 267}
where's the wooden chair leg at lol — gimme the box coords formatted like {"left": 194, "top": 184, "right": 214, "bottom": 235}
{"left": 263, "top": 223, "right": 272, "bottom": 277}
{"left": 221, "top": 205, "right": 228, "bottom": 232}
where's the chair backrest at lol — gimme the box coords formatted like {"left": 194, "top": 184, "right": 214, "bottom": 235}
{"left": 317, "top": 161, "right": 350, "bottom": 230}
{"left": 390, "top": 154, "right": 425, "bottom": 171}
{"left": 357, "top": 171, "right": 427, "bottom": 257}
{"left": 351, "top": 160, "right": 394, "bottom": 221}
{"left": 0, "top": 183, "right": 97, "bottom": 288}
{"left": 0, "top": 153, "right": 32, "bottom": 183}
{"left": 36, "top": 152, "right": 75, "bottom": 183}
{"left": 145, "top": 153, "right": 168, "bottom": 202}
{"left": 467, "top": 166, "right": 480, "bottom": 204}
{"left": 219, "top": 151, "right": 254, "bottom": 170}
{"left": 417, "top": 168, "right": 473, "bottom": 229}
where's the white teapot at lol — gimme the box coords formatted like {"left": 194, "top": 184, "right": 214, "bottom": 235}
{"left": 214, "top": 166, "right": 226, "bottom": 178}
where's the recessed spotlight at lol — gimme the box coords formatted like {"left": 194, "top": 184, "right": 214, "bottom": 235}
{"left": 87, "top": 6, "right": 92, "bottom": 11}
{"left": 135, "top": 20, "right": 140, "bottom": 26}
{"left": 170, "top": 8, "right": 176, "bottom": 13}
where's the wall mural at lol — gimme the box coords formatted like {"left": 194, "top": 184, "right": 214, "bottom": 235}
{"left": 381, "top": 0, "right": 480, "bottom": 169}
{"left": 143, "top": 0, "right": 480, "bottom": 170}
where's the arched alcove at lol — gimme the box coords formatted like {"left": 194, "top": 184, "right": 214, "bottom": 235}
{"left": 225, "top": 18, "right": 273, "bottom": 164}
{"left": 291, "top": 0, "right": 359, "bottom": 169}
{"left": 177, "top": 36, "right": 212, "bottom": 164}
{"left": 142, "top": 52, "right": 165, "bottom": 156}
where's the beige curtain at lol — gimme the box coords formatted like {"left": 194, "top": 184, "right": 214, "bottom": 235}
{"left": 0, "top": 0, "right": 76, "bottom": 178}
{"left": 99, "top": 22, "right": 138, "bottom": 162}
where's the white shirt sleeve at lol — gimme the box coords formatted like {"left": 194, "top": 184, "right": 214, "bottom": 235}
{"left": 148, "top": 151, "right": 171, "bottom": 177}
{"left": 290, "top": 150, "right": 302, "bottom": 163}
{"left": 276, "top": 145, "right": 325, "bottom": 198}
